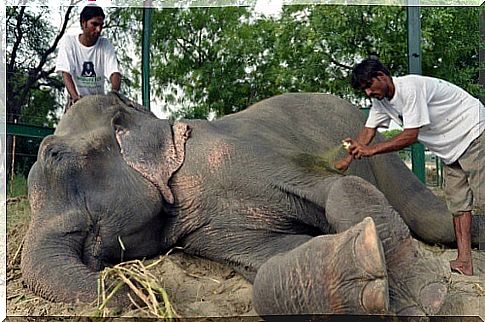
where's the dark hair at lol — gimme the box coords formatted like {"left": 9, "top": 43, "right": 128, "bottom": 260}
{"left": 80, "top": 5, "right": 105, "bottom": 26}
{"left": 350, "top": 59, "right": 391, "bottom": 90}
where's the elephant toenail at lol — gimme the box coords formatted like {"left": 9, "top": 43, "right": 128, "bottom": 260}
{"left": 420, "top": 282, "right": 448, "bottom": 314}
{"left": 354, "top": 217, "right": 386, "bottom": 277}
{"left": 361, "top": 279, "right": 389, "bottom": 314}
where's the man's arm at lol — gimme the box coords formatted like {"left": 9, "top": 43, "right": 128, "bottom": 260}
{"left": 349, "top": 128, "right": 419, "bottom": 159}
{"left": 62, "top": 72, "right": 81, "bottom": 102}
{"left": 110, "top": 72, "right": 121, "bottom": 92}
{"left": 334, "top": 127, "right": 377, "bottom": 171}
{"left": 355, "top": 127, "right": 377, "bottom": 145}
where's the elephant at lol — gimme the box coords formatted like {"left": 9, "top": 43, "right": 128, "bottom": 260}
{"left": 21, "top": 92, "right": 482, "bottom": 316}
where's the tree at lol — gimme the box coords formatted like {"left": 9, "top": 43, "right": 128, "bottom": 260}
{"left": 116, "top": 5, "right": 481, "bottom": 120}
{"left": 6, "top": 5, "right": 78, "bottom": 125}
{"left": 6, "top": 4, "right": 78, "bottom": 179}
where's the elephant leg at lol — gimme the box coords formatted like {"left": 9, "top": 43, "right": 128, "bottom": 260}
{"left": 325, "top": 175, "right": 450, "bottom": 315}
{"left": 252, "top": 217, "right": 389, "bottom": 315}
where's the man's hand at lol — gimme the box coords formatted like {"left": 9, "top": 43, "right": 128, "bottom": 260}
{"left": 347, "top": 139, "right": 376, "bottom": 159}
{"left": 334, "top": 157, "right": 352, "bottom": 171}
{"left": 111, "top": 72, "right": 122, "bottom": 92}
{"left": 72, "top": 95, "right": 82, "bottom": 103}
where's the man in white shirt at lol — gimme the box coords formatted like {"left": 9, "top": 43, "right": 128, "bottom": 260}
{"left": 335, "top": 59, "right": 484, "bottom": 276}
{"left": 56, "top": 5, "right": 121, "bottom": 110}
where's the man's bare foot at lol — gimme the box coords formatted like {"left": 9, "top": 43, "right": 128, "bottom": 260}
{"left": 450, "top": 259, "right": 473, "bottom": 276}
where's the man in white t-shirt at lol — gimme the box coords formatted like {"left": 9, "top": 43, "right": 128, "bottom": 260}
{"left": 56, "top": 5, "right": 121, "bottom": 110}
{"left": 335, "top": 59, "right": 484, "bottom": 276}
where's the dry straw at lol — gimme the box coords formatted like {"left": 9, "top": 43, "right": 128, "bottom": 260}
{"left": 96, "top": 258, "right": 178, "bottom": 318}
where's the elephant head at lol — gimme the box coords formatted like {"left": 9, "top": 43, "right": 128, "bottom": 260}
{"left": 21, "top": 93, "right": 190, "bottom": 302}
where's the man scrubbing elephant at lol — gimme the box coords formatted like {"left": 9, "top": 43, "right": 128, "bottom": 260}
{"left": 335, "top": 58, "right": 484, "bottom": 276}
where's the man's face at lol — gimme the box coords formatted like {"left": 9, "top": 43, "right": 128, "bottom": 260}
{"left": 360, "top": 74, "right": 390, "bottom": 101}
{"left": 81, "top": 16, "right": 104, "bottom": 43}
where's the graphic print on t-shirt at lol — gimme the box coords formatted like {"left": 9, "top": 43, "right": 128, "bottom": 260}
{"left": 81, "top": 61, "right": 96, "bottom": 77}
{"left": 76, "top": 61, "right": 102, "bottom": 89}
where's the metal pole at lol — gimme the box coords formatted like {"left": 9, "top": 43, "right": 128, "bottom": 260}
{"left": 480, "top": 8, "right": 485, "bottom": 104}
{"left": 142, "top": 0, "right": 153, "bottom": 110}
{"left": 9, "top": 119, "right": 17, "bottom": 195}
{"left": 407, "top": 1, "right": 426, "bottom": 184}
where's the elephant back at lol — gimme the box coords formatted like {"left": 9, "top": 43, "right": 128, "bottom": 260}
{"left": 216, "top": 93, "right": 366, "bottom": 155}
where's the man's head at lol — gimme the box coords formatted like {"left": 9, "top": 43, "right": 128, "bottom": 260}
{"left": 80, "top": 5, "right": 105, "bottom": 45}
{"left": 351, "top": 59, "right": 394, "bottom": 101}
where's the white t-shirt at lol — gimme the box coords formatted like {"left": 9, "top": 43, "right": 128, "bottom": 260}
{"left": 366, "top": 75, "right": 484, "bottom": 164}
{"left": 55, "top": 34, "right": 120, "bottom": 96}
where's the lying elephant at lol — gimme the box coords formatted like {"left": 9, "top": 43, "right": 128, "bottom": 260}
{"left": 21, "top": 92, "right": 481, "bottom": 315}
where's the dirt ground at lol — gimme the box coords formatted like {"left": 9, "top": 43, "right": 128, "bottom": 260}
{"left": 5, "top": 197, "right": 485, "bottom": 319}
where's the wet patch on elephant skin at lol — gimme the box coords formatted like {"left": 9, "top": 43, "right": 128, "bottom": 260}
{"left": 291, "top": 153, "right": 345, "bottom": 176}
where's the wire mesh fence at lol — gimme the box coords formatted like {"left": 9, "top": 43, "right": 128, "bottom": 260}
{"left": 6, "top": 135, "right": 42, "bottom": 198}
{"left": 400, "top": 148, "right": 443, "bottom": 188}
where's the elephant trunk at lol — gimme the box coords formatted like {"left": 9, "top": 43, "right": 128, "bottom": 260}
{"left": 20, "top": 212, "right": 100, "bottom": 303}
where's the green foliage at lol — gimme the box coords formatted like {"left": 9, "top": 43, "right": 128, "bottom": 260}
{"left": 9, "top": 136, "right": 43, "bottom": 180}
{"left": 114, "top": 5, "right": 481, "bottom": 120}
{"left": 6, "top": 6, "right": 65, "bottom": 125}
{"left": 21, "top": 88, "right": 61, "bottom": 127}
{"left": 381, "top": 129, "right": 403, "bottom": 139}
{"left": 420, "top": 7, "right": 482, "bottom": 97}
{"left": 7, "top": 175, "right": 28, "bottom": 198}
{"left": 6, "top": 7, "right": 55, "bottom": 69}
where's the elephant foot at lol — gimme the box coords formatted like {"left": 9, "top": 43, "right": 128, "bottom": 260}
{"left": 386, "top": 238, "right": 450, "bottom": 315}
{"left": 252, "top": 217, "right": 389, "bottom": 315}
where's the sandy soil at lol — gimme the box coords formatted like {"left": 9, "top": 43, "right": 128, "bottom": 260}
{"left": 5, "top": 198, "right": 484, "bottom": 319}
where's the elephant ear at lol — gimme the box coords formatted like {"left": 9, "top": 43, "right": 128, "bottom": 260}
{"left": 113, "top": 112, "right": 191, "bottom": 204}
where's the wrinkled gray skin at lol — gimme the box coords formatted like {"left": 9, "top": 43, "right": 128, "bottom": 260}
{"left": 21, "top": 93, "right": 481, "bottom": 315}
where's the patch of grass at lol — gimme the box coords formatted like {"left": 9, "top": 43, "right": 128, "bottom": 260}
{"left": 7, "top": 175, "right": 28, "bottom": 198}
{"left": 7, "top": 198, "right": 31, "bottom": 233}
{"left": 96, "top": 258, "right": 178, "bottom": 319}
